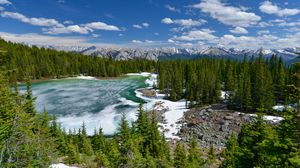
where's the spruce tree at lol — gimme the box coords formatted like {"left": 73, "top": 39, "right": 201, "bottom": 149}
{"left": 174, "top": 143, "right": 188, "bottom": 168}
{"left": 188, "top": 138, "right": 205, "bottom": 168}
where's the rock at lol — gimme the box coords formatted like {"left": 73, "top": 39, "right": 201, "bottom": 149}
{"left": 138, "top": 89, "right": 156, "bottom": 98}
{"left": 178, "top": 104, "right": 253, "bottom": 148}
{"left": 220, "top": 125, "right": 228, "bottom": 132}
{"left": 224, "top": 116, "right": 234, "bottom": 120}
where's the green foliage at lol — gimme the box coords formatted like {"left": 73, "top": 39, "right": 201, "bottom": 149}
{"left": 188, "top": 138, "right": 205, "bottom": 168}
{"left": 0, "top": 71, "right": 56, "bottom": 167}
{"left": 1, "top": 38, "right": 299, "bottom": 167}
{"left": 222, "top": 109, "right": 300, "bottom": 168}
{"left": 174, "top": 143, "right": 188, "bottom": 168}
{"left": 0, "top": 39, "right": 156, "bottom": 81}
{"left": 157, "top": 54, "right": 294, "bottom": 112}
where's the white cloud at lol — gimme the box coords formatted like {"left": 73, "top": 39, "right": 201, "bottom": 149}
{"left": 43, "top": 22, "right": 121, "bottom": 34}
{"left": 257, "top": 30, "right": 270, "bottom": 35}
{"left": 161, "top": 18, "right": 173, "bottom": 24}
{"left": 258, "top": 21, "right": 273, "bottom": 27}
{"left": 286, "top": 27, "right": 300, "bottom": 32}
{"left": 142, "top": 22, "right": 149, "bottom": 27}
{"left": 165, "top": 4, "right": 180, "bottom": 13}
{"left": 219, "top": 34, "right": 282, "bottom": 49}
{"left": 133, "top": 22, "right": 149, "bottom": 29}
{"left": 0, "top": 6, "right": 4, "bottom": 11}
{"left": 259, "top": 1, "right": 300, "bottom": 17}
{"left": 133, "top": 24, "right": 142, "bottom": 29}
{"left": 277, "top": 21, "right": 300, "bottom": 27}
{"left": 0, "top": 32, "right": 115, "bottom": 47}
{"left": 161, "top": 17, "right": 206, "bottom": 27}
{"left": 172, "top": 29, "right": 217, "bottom": 41}
{"left": 92, "top": 34, "right": 100, "bottom": 38}
{"left": 168, "top": 39, "right": 175, "bottom": 43}
{"left": 131, "top": 39, "right": 154, "bottom": 44}
{"left": 1, "top": 11, "right": 62, "bottom": 27}
{"left": 84, "top": 22, "right": 120, "bottom": 31}
{"left": 132, "top": 40, "right": 143, "bottom": 43}
{"left": 43, "top": 25, "right": 91, "bottom": 34}
{"left": 230, "top": 27, "right": 248, "bottom": 34}
{"left": 0, "top": 0, "right": 11, "bottom": 5}
{"left": 145, "top": 40, "right": 153, "bottom": 43}
{"left": 192, "top": 0, "right": 261, "bottom": 27}
{"left": 63, "top": 20, "right": 73, "bottom": 24}
{"left": 154, "top": 32, "right": 159, "bottom": 36}
{"left": 0, "top": 11, "right": 120, "bottom": 35}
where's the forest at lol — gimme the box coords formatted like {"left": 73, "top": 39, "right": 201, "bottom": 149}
{"left": 0, "top": 39, "right": 299, "bottom": 167}
{"left": 158, "top": 55, "right": 298, "bottom": 113}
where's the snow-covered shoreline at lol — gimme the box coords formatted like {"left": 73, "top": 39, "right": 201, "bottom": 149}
{"left": 132, "top": 72, "right": 285, "bottom": 138}
{"left": 131, "top": 72, "right": 188, "bottom": 140}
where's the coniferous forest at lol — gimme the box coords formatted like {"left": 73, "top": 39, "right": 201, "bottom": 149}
{"left": 0, "top": 39, "right": 300, "bottom": 167}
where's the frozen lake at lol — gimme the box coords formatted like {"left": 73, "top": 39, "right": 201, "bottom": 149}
{"left": 19, "top": 75, "right": 147, "bottom": 135}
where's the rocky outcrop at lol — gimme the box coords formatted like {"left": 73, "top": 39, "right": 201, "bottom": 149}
{"left": 138, "top": 89, "right": 156, "bottom": 98}
{"left": 178, "top": 104, "right": 256, "bottom": 148}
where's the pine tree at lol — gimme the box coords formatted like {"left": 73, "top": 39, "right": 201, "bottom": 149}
{"left": 23, "top": 78, "right": 36, "bottom": 116}
{"left": 188, "top": 138, "right": 205, "bottom": 168}
{"left": 207, "top": 144, "right": 216, "bottom": 165}
{"left": 174, "top": 143, "right": 187, "bottom": 168}
{"left": 95, "top": 150, "right": 110, "bottom": 168}
{"left": 276, "top": 57, "right": 286, "bottom": 103}
{"left": 220, "top": 134, "right": 240, "bottom": 168}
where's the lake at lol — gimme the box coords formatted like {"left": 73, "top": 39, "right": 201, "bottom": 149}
{"left": 19, "top": 75, "right": 148, "bottom": 135}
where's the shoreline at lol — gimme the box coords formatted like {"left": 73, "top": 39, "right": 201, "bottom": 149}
{"left": 19, "top": 74, "right": 132, "bottom": 84}
{"left": 133, "top": 73, "right": 188, "bottom": 140}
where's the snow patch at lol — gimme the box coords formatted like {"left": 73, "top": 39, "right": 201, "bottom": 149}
{"left": 66, "top": 75, "right": 97, "bottom": 80}
{"left": 135, "top": 73, "right": 188, "bottom": 140}
{"left": 50, "top": 163, "right": 77, "bottom": 168}
{"left": 240, "top": 112, "right": 283, "bottom": 123}
{"left": 221, "top": 91, "right": 226, "bottom": 100}
{"left": 126, "top": 72, "right": 151, "bottom": 77}
{"left": 272, "top": 104, "right": 294, "bottom": 111}
{"left": 263, "top": 115, "right": 283, "bottom": 122}
{"left": 76, "top": 75, "right": 97, "bottom": 80}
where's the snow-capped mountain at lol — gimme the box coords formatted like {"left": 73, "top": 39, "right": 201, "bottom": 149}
{"left": 48, "top": 45, "right": 300, "bottom": 63}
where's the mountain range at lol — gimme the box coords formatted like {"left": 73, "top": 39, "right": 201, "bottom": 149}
{"left": 47, "top": 45, "right": 300, "bottom": 64}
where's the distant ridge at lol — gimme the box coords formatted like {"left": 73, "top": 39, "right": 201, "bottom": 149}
{"left": 40, "top": 45, "right": 300, "bottom": 64}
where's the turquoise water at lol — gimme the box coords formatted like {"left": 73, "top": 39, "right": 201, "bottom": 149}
{"left": 19, "top": 76, "right": 148, "bottom": 134}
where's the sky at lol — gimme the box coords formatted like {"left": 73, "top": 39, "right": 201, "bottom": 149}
{"left": 0, "top": 0, "right": 300, "bottom": 49}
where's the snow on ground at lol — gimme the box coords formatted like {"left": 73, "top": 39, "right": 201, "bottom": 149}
{"left": 129, "top": 72, "right": 187, "bottom": 140}
{"left": 65, "top": 75, "right": 98, "bottom": 80}
{"left": 49, "top": 163, "right": 77, "bottom": 168}
{"left": 221, "top": 91, "right": 226, "bottom": 100}
{"left": 75, "top": 75, "right": 97, "bottom": 80}
{"left": 273, "top": 105, "right": 285, "bottom": 111}
{"left": 241, "top": 113, "right": 283, "bottom": 123}
{"left": 272, "top": 104, "right": 294, "bottom": 111}
{"left": 127, "top": 72, "right": 152, "bottom": 77}
{"left": 263, "top": 115, "right": 283, "bottom": 122}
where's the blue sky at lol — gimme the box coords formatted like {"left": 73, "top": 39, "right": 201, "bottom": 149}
{"left": 0, "top": 0, "right": 300, "bottom": 49}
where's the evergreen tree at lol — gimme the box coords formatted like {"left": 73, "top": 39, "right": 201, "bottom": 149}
{"left": 174, "top": 143, "right": 188, "bottom": 168}
{"left": 188, "top": 138, "right": 205, "bottom": 168}
{"left": 220, "top": 134, "right": 240, "bottom": 168}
